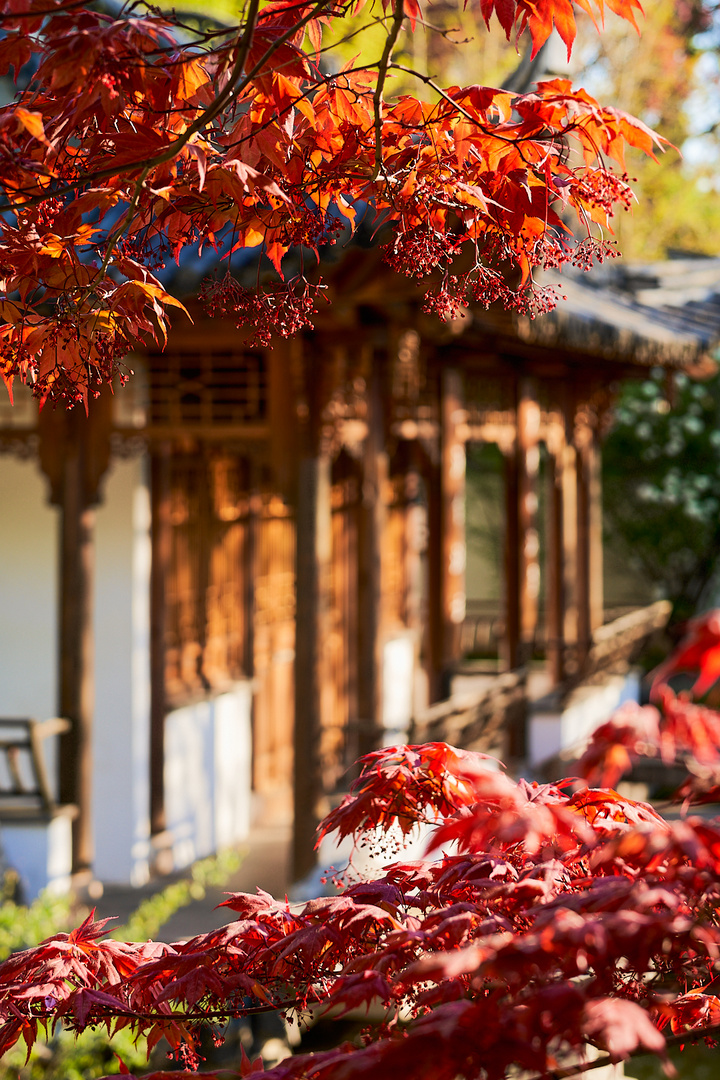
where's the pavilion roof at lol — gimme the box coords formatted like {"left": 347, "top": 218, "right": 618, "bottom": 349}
{"left": 511, "top": 258, "right": 720, "bottom": 371}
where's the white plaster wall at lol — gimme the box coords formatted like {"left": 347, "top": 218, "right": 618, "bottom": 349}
{"left": 2, "top": 815, "right": 72, "bottom": 901}
{"left": 381, "top": 635, "right": 415, "bottom": 747}
{"left": 528, "top": 669, "right": 642, "bottom": 768}
{"left": 0, "top": 457, "right": 57, "bottom": 723}
{"left": 0, "top": 457, "right": 70, "bottom": 896}
{"left": 92, "top": 456, "right": 152, "bottom": 885}
{"left": 213, "top": 687, "right": 252, "bottom": 849}
{"left": 165, "top": 686, "right": 252, "bottom": 870}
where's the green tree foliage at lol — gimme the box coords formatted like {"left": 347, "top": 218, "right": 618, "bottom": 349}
{"left": 603, "top": 367, "right": 720, "bottom": 621}
{"left": 0, "top": 850, "right": 242, "bottom": 1080}
{"left": 573, "top": 0, "right": 720, "bottom": 260}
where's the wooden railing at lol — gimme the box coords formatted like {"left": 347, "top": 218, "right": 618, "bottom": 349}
{"left": 460, "top": 600, "right": 669, "bottom": 667}
{"left": 410, "top": 669, "right": 527, "bottom": 760}
{"left": 573, "top": 600, "right": 672, "bottom": 685}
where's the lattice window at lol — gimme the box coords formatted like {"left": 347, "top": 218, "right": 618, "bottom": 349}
{"left": 149, "top": 351, "right": 267, "bottom": 427}
{"left": 464, "top": 374, "right": 515, "bottom": 428}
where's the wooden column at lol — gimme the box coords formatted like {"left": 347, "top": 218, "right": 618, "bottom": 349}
{"left": 39, "top": 398, "right": 112, "bottom": 878}
{"left": 293, "top": 454, "right": 332, "bottom": 880}
{"left": 544, "top": 416, "right": 566, "bottom": 685}
{"left": 357, "top": 352, "right": 387, "bottom": 757}
{"left": 561, "top": 400, "right": 580, "bottom": 675}
{"left": 427, "top": 446, "right": 444, "bottom": 702}
{"left": 440, "top": 369, "right": 467, "bottom": 672}
{"left": 575, "top": 404, "right": 604, "bottom": 664}
{"left": 244, "top": 466, "right": 259, "bottom": 693}
{"left": 58, "top": 445, "right": 95, "bottom": 874}
{"left": 292, "top": 341, "right": 332, "bottom": 882}
{"left": 517, "top": 378, "right": 541, "bottom": 661}
{"left": 426, "top": 369, "right": 466, "bottom": 701}
{"left": 503, "top": 378, "right": 540, "bottom": 671}
{"left": 589, "top": 431, "right": 604, "bottom": 633}
{"left": 269, "top": 339, "right": 300, "bottom": 501}
{"left": 503, "top": 436, "right": 521, "bottom": 672}
{"left": 404, "top": 458, "right": 425, "bottom": 638}
{"left": 149, "top": 443, "right": 171, "bottom": 839}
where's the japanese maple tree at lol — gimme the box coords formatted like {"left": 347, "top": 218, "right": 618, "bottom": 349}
{"left": 4, "top": 628, "right": 720, "bottom": 1079}
{"left": 4, "top": 714, "right": 720, "bottom": 1080}
{"left": 0, "top": 0, "right": 663, "bottom": 406}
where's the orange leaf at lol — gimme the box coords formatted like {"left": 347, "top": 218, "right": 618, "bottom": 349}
{"left": 14, "top": 106, "right": 47, "bottom": 144}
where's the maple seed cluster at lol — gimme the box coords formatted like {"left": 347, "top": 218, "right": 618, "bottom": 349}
{"left": 423, "top": 268, "right": 561, "bottom": 321}
{"left": 383, "top": 227, "right": 464, "bottom": 280}
{"left": 571, "top": 171, "right": 636, "bottom": 216}
{"left": 200, "top": 274, "right": 328, "bottom": 348}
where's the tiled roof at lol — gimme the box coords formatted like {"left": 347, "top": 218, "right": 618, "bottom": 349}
{"left": 502, "top": 258, "right": 720, "bottom": 369}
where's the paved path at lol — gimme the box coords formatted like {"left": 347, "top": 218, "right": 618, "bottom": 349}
{"left": 93, "top": 824, "right": 292, "bottom": 943}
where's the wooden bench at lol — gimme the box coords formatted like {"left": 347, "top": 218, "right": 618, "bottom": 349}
{"left": 0, "top": 718, "right": 77, "bottom": 899}
{"left": 0, "top": 718, "right": 77, "bottom": 817}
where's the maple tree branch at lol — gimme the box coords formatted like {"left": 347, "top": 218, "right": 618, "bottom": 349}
{"left": 371, "top": 0, "right": 406, "bottom": 181}
{"left": 224, "top": 0, "right": 262, "bottom": 103}
{"left": 541, "top": 1019, "right": 720, "bottom": 1080}
{"left": 0, "top": 0, "right": 87, "bottom": 22}
{"left": 231, "top": 0, "right": 329, "bottom": 100}
{"left": 23, "top": 999, "right": 302, "bottom": 1023}
{"left": 95, "top": 166, "right": 151, "bottom": 283}
{"left": 2, "top": 0, "right": 330, "bottom": 212}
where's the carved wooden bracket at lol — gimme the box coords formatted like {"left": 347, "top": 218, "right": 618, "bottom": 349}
{"left": 38, "top": 393, "right": 113, "bottom": 508}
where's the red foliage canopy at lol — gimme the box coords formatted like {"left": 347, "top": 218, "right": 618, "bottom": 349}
{"left": 0, "top": 0, "right": 661, "bottom": 406}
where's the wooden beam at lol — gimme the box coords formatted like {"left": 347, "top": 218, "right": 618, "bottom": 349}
{"left": 114, "top": 424, "right": 270, "bottom": 443}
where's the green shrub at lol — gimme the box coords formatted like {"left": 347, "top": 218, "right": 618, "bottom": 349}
{"left": 0, "top": 847, "right": 244, "bottom": 1079}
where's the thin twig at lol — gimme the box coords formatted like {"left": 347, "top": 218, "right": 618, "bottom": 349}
{"left": 541, "top": 1020, "right": 720, "bottom": 1080}
{"left": 371, "top": 0, "right": 406, "bottom": 181}
{"left": 389, "top": 61, "right": 529, "bottom": 149}
{"left": 0, "top": 0, "right": 88, "bottom": 22}
{"left": 4, "top": 0, "right": 329, "bottom": 210}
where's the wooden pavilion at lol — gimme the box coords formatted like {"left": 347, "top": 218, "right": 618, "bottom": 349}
{"left": 1, "top": 251, "right": 718, "bottom": 892}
